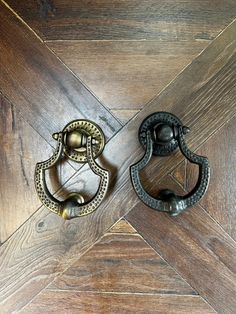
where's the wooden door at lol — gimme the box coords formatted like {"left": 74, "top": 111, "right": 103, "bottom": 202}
{"left": 0, "top": 1, "right": 236, "bottom": 313}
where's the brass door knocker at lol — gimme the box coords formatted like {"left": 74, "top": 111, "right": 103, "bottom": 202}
{"left": 130, "top": 112, "right": 210, "bottom": 216}
{"left": 35, "top": 120, "right": 109, "bottom": 220}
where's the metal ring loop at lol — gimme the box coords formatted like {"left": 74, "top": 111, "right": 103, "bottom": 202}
{"left": 130, "top": 112, "right": 210, "bottom": 216}
{"left": 35, "top": 120, "right": 109, "bottom": 220}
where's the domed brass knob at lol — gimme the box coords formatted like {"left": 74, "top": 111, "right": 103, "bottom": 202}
{"left": 34, "top": 119, "right": 109, "bottom": 219}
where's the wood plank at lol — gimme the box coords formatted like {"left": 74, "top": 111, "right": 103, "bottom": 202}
{"left": 171, "top": 160, "right": 186, "bottom": 189}
{"left": 0, "top": 95, "right": 75, "bottom": 243}
{"left": 126, "top": 176, "right": 236, "bottom": 314}
{"left": 185, "top": 116, "right": 236, "bottom": 240}
{"left": 6, "top": 0, "right": 235, "bottom": 124}
{"left": 49, "top": 233, "right": 195, "bottom": 294}
{"left": 108, "top": 219, "right": 137, "bottom": 234}
{"left": 0, "top": 19, "right": 235, "bottom": 313}
{"left": 47, "top": 40, "right": 207, "bottom": 113}
{"left": 0, "top": 1, "right": 121, "bottom": 146}
{"left": 23, "top": 221, "right": 214, "bottom": 313}
{"left": 5, "top": 0, "right": 236, "bottom": 41}
{"left": 22, "top": 292, "right": 215, "bottom": 314}
{"left": 111, "top": 109, "right": 140, "bottom": 125}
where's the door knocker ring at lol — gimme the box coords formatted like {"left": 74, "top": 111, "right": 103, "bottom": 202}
{"left": 35, "top": 119, "right": 109, "bottom": 220}
{"left": 130, "top": 112, "right": 210, "bottom": 216}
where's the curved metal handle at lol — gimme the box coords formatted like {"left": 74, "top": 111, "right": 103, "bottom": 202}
{"left": 35, "top": 120, "right": 109, "bottom": 220}
{"left": 130, "top": 112, "right": 210, "bottom": 216}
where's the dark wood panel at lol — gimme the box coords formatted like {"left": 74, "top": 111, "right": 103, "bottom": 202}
{"left": 6, "top": 0, "right": 236, "bottom": 40}
{"left": 48, "top": 40, "right": 206, "bottom": 114}
{"left": 0, "top": 95, "right": 74, "bottom": 243}
{"left": 185, "top": 116, "right": 236, "bottom": 240}
{"left": 24, "top": 220, "right": 214, "bottom": 313}
{"left": 0, "top": 19, "right": 235, "bottom": 313}
{"left": 0, "top": 1, "right": 121, "bottom": 146}
{"left": 22, "top": 292, "right": 215, "bottom": 314}
{"left": 49, "top": 233, "right": 195, "bottom": 294}
{"left": 126, "top": 176, "right": 236, "bottom": 314}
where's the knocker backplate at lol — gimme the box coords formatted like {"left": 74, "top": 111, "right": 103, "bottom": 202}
{"left": 138, "top": 112, "right": 183, "bottom": 156}
{"left": 62, "top": 119, "right": 105, "bottom": 163}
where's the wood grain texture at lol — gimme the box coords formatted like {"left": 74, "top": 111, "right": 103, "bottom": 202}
{"left": 0, "top": 0, "right": 120, "bottom": 243}
{"left": 108, "top": 218, "right": 137, "bottom": 234}
{"left": 0, "top": 95, "right": 75, "bottom": 243}
{"left": 47, "top": 40, "right": 207, "bottom": 113}
{"left": 5, "top": 0, "right": 235, "bottom": 124}
{"left": 111, "top": 109, "right": 140, "bottom": 125}
{"left": 0, "top": 1, "right": 121, "bottom": 146}
{"left": 0, "top": 18, "right": 235, "bottom": 313}
{"left": 49, "top": 233, "right": 195, "bottom": 294}
{"left": 23, "top": 220, "right": 215, "bottom": 314}
{"left": 5, "top": 0, "right": 236, "bottom": 41}
{"left": 185, "top": 116, "right": 236, "bottom": 240}
{"left": 126, "top": 176, "right": 236, "bottom": 314}
{"left": 171, "top": 160, "right": 186, "bottom": 189}
{"left": 170, "top": 115, "right": 236, "bottom": 240}
{"left": 22, "top": 292, "right": 215, "bottom": 314}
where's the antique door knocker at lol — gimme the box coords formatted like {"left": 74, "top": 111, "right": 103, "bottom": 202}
{"left": 130, "top": 112, "right": 210, "bottom": 216}
{"left": 35, "top": 120, "right": 109, "bottom": 220}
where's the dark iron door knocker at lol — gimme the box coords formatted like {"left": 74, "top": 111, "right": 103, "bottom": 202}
{"left": 35, "top": 119, "right": 109, "bottom": 220}
{"left": 130, "top": 112, "right": 210, "bottom": 216}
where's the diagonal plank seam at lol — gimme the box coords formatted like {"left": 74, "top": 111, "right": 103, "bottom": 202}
{"left": 170, "top": 172, "right": 236, "bottom": 248}
{"left": 0, "top": 8, "right": 235, "bottom": 312}
{"left": 1, "top": 15, "right": 235, "bottom": 275}
{"left": 0, "top": 0, "right": 121, "bottom": 125}
{"left": 126, "top": 178, "right": 236, "bottom": 313}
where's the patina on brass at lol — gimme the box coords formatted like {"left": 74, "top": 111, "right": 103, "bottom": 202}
{"left": 34, "top": 119, "right": 109, "bottom": 220}
{"left": 54, "top": 119, "right": 105, "bottom": 162}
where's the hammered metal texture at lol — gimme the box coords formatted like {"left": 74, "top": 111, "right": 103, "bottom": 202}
{"left": 35, "top": 123, "right": 109, "bottom": 219}
{"left": 131, "top": 113, "right": 210, "bottom": 216}
{"left": 34, "top": 132, "right": 64, "bottom": 215}
{"left": 63, "top": 119, "right": 105, "bottom": 163}
{"left": 65, "top": 136, "right": 109, "bottom": 218}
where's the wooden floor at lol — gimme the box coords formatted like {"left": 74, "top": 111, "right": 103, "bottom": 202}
{"left": 0, "top": 1, "right": 236, "bottom": 313}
